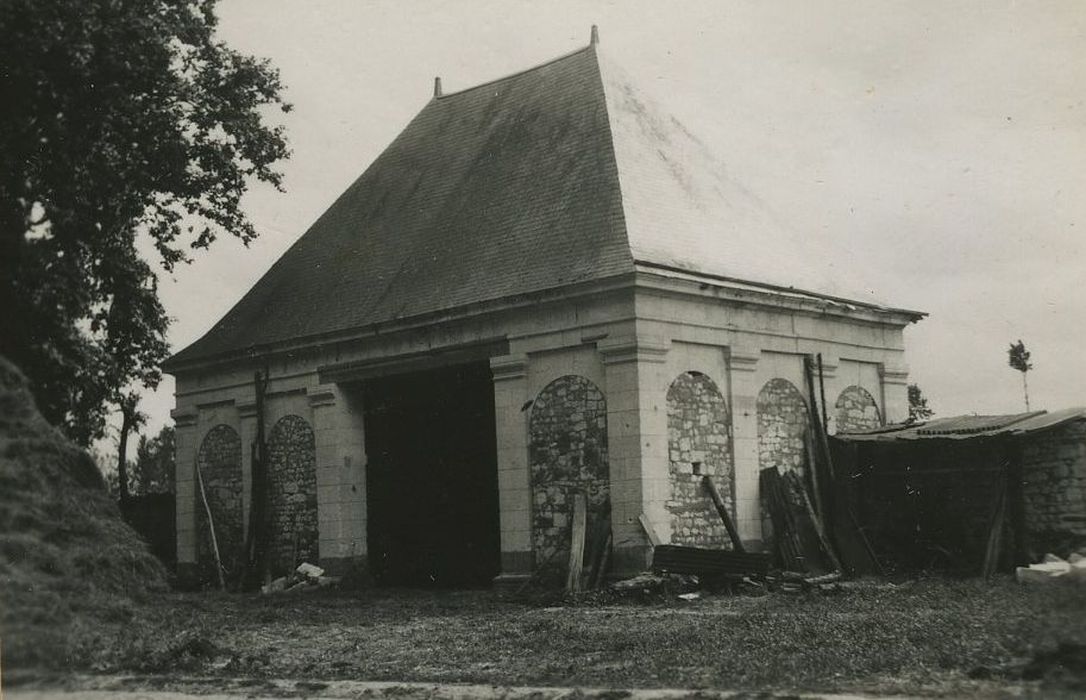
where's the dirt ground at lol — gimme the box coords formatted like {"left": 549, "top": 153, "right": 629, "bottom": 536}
{"left": 6, "top": 576, "right": 1086, "bottom": 698}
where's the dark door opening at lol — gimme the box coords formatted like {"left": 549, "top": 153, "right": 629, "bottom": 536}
{"left": 362, "top": 361, "right": 500, "bottom": 587}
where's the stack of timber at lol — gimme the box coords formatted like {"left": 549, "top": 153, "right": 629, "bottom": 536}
{"left": 565, "top": 493, "right": 588, "bottom": 592}
{"left": 760, "top": 465, "right": 807, "bottom": 571}
{"left": 646, "top": 475, "right": 769, "bottom": 580}
{"left": 652, "top": 545, "right": 769, "bottom": 578}
{"left": 760, "top": 349, "right": 887, "bottom": 580}
{"left": 566, "top": 494, "right": 613, "bottom": 593}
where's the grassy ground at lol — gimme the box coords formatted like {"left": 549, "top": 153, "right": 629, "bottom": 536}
{"left": 12, "top": 576, "right": 1086, "bottom": 697}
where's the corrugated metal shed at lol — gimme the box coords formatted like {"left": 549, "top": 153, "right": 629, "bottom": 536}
{"left": 837, "top": 407, "right": 1086, "bottom": 442}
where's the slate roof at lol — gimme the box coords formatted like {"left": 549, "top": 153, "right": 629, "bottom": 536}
{"left": 168, "top": 39, "right": 918, "bottom": 369}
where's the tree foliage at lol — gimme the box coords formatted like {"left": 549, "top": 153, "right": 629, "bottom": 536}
{"left": 1008, "top": 339, "right": 1033, "bottom": 410}
{"left": 132, "top": 424, "right": 176, "bottom": 495}
{"left": 907, "top": 383, "right": 933, "bottom": 423}
{"left": 0, "top": 0, "right": 290, "bottom": 445}
{"left": 1007, "top": 340, "right": 1032, "bottom": 374}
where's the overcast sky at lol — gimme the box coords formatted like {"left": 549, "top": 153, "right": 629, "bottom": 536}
{"left": 133, "top": 0, "right": 1085, "bottom": 442}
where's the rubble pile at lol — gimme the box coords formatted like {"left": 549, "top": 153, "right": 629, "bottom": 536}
{"left": 261, "top": 562, "right": 340, "bottom": 593}
{"left": 1016, "top": 553, "right": 1086, "bottom": 584}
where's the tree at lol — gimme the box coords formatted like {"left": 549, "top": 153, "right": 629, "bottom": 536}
{"left": 115, "top": 391, "right": 146, "bottom": 502}
{"left": 131, "top": 424, "right": 176, "bottom": 495}
{"left": 0, "top": 0, "right": 290, "bottom": 445}
{"left": 1008, "top": 339, "right": 1033, "bottom": 411}
{"left": 907, "top": 383, "right": 934, "bottom": 423}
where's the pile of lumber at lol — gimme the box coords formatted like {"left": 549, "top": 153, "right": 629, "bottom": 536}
{"left": 757, "top": 355, "right": 883, "bottom": 579}
{"left": 646, "top": 475, "right": 769, "bottom": 581}
{"left": 564, "top": 495, "right": 612, "bottom": 593}
{"left": 652, "top": 545, "right": 768, "bottom": 578}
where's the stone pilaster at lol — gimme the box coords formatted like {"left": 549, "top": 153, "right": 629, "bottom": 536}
{"left": 172, "top": 409, "right": 198, "bottom": 573}
{"left": 237, "top": 400, "right": 257, "bottom": 540}
{"left": 309, "top": 385, "right": 368, "bottom": 575}
{"left": 880, "top": 364, "right": 910, "bottom": 424}
{"left": 490, "top": 353, "right": 533, "bottom": 584}
{"left": 599, "top": 334, "right": 670, "bottom": 575}
{"left": 726, "top": 347, "right": 762, "bottom": 548}
{"left": 815, "top": 354, "right": 841, "bottom": 435}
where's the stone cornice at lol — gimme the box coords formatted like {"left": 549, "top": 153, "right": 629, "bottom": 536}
{"left": 728, "top": 349, "right": 760, "bottom": 373}
{"left": 164, "top": 273, "right": 637, "bottom": 376}
{"left": 634, "top": 267, "right": 925, "bottom": 329}
{"left": 308, "top": 390, "right": 337, "bottom": 408}
{"left": 194, "top": 398, "right": 235, "bottom": 410}
{"left": 490, "top": 353, "right": 529, "bottom": 382}
{"left": 171, "top": 408, "right": 198, "bottom": 427}
{"left": 598, "top": 335, "right": 670, "bottom": 365}
{"left": 268, "top": 386, "right": 307, "bottom": 399}
{"left": 879, "top": 365, "right": 910, "bottom": 386}
{"left": 815, "top": 355, "right": 839, "bottom": 380}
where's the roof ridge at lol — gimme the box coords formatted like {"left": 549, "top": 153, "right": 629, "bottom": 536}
{"left": 434, "top": 43, "right": 595, "bottom": 101}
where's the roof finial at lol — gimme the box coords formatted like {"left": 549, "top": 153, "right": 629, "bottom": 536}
{"left": 590, "top": 25, "right": 599, "bottom": 46}
{"left": 433, "top": 76, "right": 442, "bottom": 98}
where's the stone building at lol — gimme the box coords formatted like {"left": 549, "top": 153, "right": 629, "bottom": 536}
{"left": 164, "top": 29, "right": 924, "bottom": 587}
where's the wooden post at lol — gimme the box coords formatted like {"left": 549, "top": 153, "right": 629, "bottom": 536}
{"left": 794, "top": 472, "right": 843, "bottom": 573}
{"left": 1007, "top": 441, "right": 1027, "bottom": 566}
{"left": 804, "top": 355, "right": 839, "bottom": 533}
{"left": 982, "top": 469, "right": 1009, "bottom": 578}
{"left": 803, "top": 427, "right": 824, "bottom": 518}
{"left": 639, "top": 513, "right": 661, "bottom": 547}
{"left": 702, "top": 475, "right": 745, "bottom": 552}
{"left": 566, "top": 493, "right": 587, "bottom": 593}
{"left": 241, "top": 369, "right": 270, "bottom": 590}
{"left": 590, "top": 533, "right": 612, "bottom": 589}
{"left": 195, "top": 459, "right": 225, "bottom": 590}
{"left": 817, "top": 354, "right": 830, "bottom": 434}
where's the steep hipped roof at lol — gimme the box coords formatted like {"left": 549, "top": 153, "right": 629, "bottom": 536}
{"left": 168, "top": 37, "right": 915, "bottom": 369}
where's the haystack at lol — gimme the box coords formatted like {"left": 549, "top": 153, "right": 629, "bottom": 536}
{"left": 0, "top": 356, "right": 167, "bottom": 667}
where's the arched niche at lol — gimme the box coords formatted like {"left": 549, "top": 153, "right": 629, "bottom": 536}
{"left": 267, "top": 414, "right": 319, "bottom": 575}
{"left": 835, "top": 385, "right": 882, "bottom": 432}
{"left": 528, "top": 375, "right": 609, "bottom": 573}
{"left": 756, "top": 378, "right": 809, "bottom": 475}
{"left": 195, "top": 424, "right": 243, "bottom": 583}
{"left": 666, "top": 371, "right": 734, "bottom": 548}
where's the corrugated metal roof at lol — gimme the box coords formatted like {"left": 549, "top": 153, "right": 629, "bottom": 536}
{"left": 166, "top": 41, "right": 920, "bottom": 370}
{"left": 915, "top": 412, "right": 1045, "bottom": 436}
{"left": 836, "top": 407, "right": 1086, "bottom": 442}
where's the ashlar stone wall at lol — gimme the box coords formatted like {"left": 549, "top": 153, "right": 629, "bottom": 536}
{"left": 528, "top": 375, "right": 609, "bottom": 571}
{"left": 267, "top": 414, "right": 319, "bottom": 575}
{"left": 757, "top": 379, "right": 809, "bottom": 475}
{"left": 195, "top": 424, "right": 243, "bottom": 583}
{"left": 1021, "top": 420, "right": 1086, "bottom": 554}
{"left": 666, "top": 371, "right": 733, "bottom": 548}
{"left": 835, "top": 385, "right": 882, "bottom": 433}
